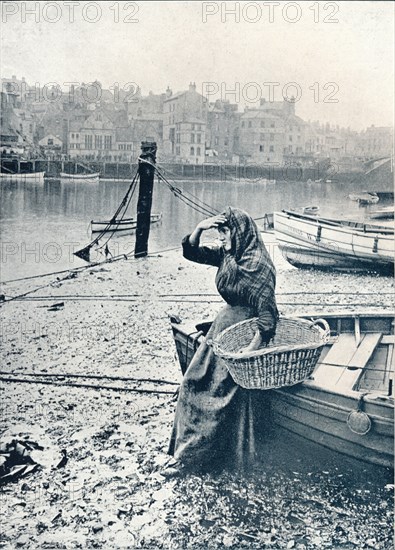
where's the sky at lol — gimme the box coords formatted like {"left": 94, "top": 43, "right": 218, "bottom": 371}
{"left": 1, "top": 0, "right": 394, "bottom": 131}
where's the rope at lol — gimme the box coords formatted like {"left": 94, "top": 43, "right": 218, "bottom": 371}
{"left": 74, "top": 167, "right": 139, "bottom": 259}
{"left": 0, "top": 376, "right": 176, "bottom": 395}
{"left": 0, "top": 371, "right": 179, "bottom": 385}
{"left": 138, "top": 157, "right": 220, "bottom": 217}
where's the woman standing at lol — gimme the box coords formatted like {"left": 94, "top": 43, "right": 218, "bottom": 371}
{"left": 167, "top": 207, "right": 279, "bottom": 473}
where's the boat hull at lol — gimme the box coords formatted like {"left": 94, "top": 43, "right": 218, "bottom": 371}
{"left": 274, "top": 210, "right": 394, "bottom": 274}
{"left": 272, "top": 384, "right": 393, "bottom": 469}
{"left": 369, "top": 207, "right": 394, "bottom": 220}
{"left": 60, "top": 172, "right": 100, "bottom": 181}
{"left": 0, "top": 171, "right": 45, "bottom": 184}
{"left": 91, "top": 213, "right": 162, "bottom": 233}
{"left": 171, "top": 312, "right": 394, "bottom": 469}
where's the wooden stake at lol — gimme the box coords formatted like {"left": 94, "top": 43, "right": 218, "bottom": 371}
{"left": 135, "top": 141, "right": 157, "bottom": 258}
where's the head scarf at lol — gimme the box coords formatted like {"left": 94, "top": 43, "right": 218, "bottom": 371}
{"left": 216, "top": 207, "right": 278, "bottom": 319}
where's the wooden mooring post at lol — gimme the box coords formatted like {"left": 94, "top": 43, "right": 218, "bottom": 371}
{"left": 134, "top": 141, "right": 157, "bottom": 258}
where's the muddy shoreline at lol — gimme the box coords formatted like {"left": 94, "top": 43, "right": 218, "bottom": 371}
{"left": 1, "top": 246, "right": 394, "bottom": 549}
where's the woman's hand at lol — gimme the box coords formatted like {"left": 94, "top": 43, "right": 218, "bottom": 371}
{"left": 196, "top": 215, "right": 227, "bottom": 232}
{"left": 236, "top": 331, "right": 262, "bottom": 354}
{"left": 189, "top": 215, "right": 228, "bottom": 246}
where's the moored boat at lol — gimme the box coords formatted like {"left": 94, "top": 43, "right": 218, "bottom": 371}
{"left": 91, "top": 212, "right": 162, "bottom": 233}
{"left": 0, "top": 171, "right": 45, "bottom": 184}
{"left": 171, "top": 311, "right": 394, "bottom": 469}
{"left": 349, "top": 192, "right": 379, "bottom": 204}
{"left": 303, "top": 205, "right": 319, "bottom": 215}
{"left": 60, "top": 172, "right": 100, "bottom": 181}
{"left": 273, "top": 210, "right": 394, "bottom": 274}
{"left": 369, "top": 206, "right": 394, "bottom": 221}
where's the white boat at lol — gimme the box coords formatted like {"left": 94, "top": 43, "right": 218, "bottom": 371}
{"left": 91, "top": 212, "right": 162, "bottom": 233}
{"left": 303, "top": 205, "right": 319, "bottom": 215}
{"left": 172, "top": 311, "right": 394, "bottom": 469}
{"left": 0, "top": 171, "right": 45, "bottom": 184}
{"left": 349, "top": 192, "right": 379, "bottom": 205}
{"left": 273, "top": 210, "right": 394, "bottom": 274}
{"left": 60, "top": 172, "right": 100, "bottom": 181}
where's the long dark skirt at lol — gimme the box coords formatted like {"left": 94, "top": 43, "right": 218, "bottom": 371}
{"left": 168, "top": 305, "right": 271, "bottom": 472}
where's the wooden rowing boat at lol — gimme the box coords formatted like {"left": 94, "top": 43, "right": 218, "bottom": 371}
{"left": 91, "top": 212, "right": 162, "bottom": 233}
{"left": 171, "top": 311, "right": 394, "bottom": 469}
{"left": 60, "top": 172, "right": 100, "bottom": 181}
{"left": 0, "top": 171, "right": 45, "bottom": 184}
{"left": 273, "top": 210, "right": 394, "bottom": 274}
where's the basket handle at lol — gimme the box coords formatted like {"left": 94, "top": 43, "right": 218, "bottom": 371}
{"left": 310, "top": 318, "right": 331, "bottom": 340}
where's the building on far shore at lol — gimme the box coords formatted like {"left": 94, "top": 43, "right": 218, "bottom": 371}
{"left": 358, "top": 125, "right": 393, "bottom": 159}
{"left": 163, "top": 83, "right": 207, "bottom": 164}
{"left": 1, "top": 75, "right": 393, "bottom": 171}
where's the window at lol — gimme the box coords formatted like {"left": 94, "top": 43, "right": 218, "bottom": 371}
{"left": 71, "top": 133, "right": 74, "bottom": 138}
{"left": 48, "top": 138, "right": 54, "bottom": 146}
{"left": 260, "top": 121, "right": 265, "bottom": 128}
{"left": 289, "top": 136, "right": 293, "bottom": 142}
{"left": 270, "top": 122, "right": 275, "bottom": 128}
{"left": 76, "top": 143, "right": 80, "bottom": 149}
{"left": 215, "top": 136, "right": 219, "bottom": 146}
{"left": 85, "top": 135, "right": 93, "bottom": 149}
{"left": 270, "top": 134, "right": 274, "bottom": 141}
{"left": 192, "top": 124, "right": 195, "bottom": 131}
{"left": 96, "top": 114, "right": 102, "bottom": 121}
{"left": 241, "top": 121, "right": 245, "bottom": 128}
{"left": 95, "top": 135, "right": 103, "bottom": 149}
{"left": 197, "top": 147, "right": 201, "bottom": 156}
{"left": 76, "top": 134, "right": 79, "bottom": 138}
{"left": 248, "top": 121, "right": 252, "bottom": 128}
{"left": 224, "top": 138, "right": 229, "bottom": 146}
{"left": 259, "top": 145, "right": 264, "bottom": 152}
{"left": 197, "top": 134, "right": 201, "bottom": 144}
{"left": 104, "top": 135, "right": 112, "bottom": 150}
{"left": 270, "top": 145, "right": 274, "bottom": 152}
{"left": 190, "top": 146, "right": 194, "bottom": 155}
{"left": 176, "top": 133, "right": 180, "bottom": 143}
{"left": 191, "top": 134, "right": 195, "bottom": 143}
{"left": 260, "top": 133, "right": 265, "bottom": 140}
{"left": 176, "top": 146, "right": 180, "bottom": 155}
{"left": 69, "top": 143, "right": 74, "bottom": 149}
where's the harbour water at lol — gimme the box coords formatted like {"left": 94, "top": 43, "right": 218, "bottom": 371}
{"left": 1, "top": 177, "right": 392, "bottom": 281}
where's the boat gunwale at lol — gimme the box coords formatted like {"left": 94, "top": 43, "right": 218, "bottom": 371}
{"left": 278, "top": 209, "right": 394, "bottom": 235}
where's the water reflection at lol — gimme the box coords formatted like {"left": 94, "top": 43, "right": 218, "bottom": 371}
{"left": 0, "top": 178, "right": 392, "bottom": 280}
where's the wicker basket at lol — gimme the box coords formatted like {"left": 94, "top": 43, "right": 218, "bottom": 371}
{"left": 212, "top": 316, "right": 330, "bottom": 390}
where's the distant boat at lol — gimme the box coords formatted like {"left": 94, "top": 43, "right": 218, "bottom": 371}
{"left": 60, "top": 172, "right": 100, "bottom": 181}
{"left": 91, "top": 212, "right": 162, "bottom": 233}
{"left": 172, "top": 311, "right": 394, "bottom": 469}
{"left": 303, "top": 205, "right": 319, "bottom": 215}
{"left": 273, "top": 209, "right": 394, "bottom": 274}
{"left": 0, "top": 171, "right": 45, "bottom": 184}
{"left": 369, "top": 206, "right": 394, "bottom": 221}
{"left": 349, "top": 192, "right": 379, "bottom": 205}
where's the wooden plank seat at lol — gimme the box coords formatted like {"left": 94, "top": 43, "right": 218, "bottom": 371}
{"left": 313, "top": 332, "right": 383, "bottom": 389}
